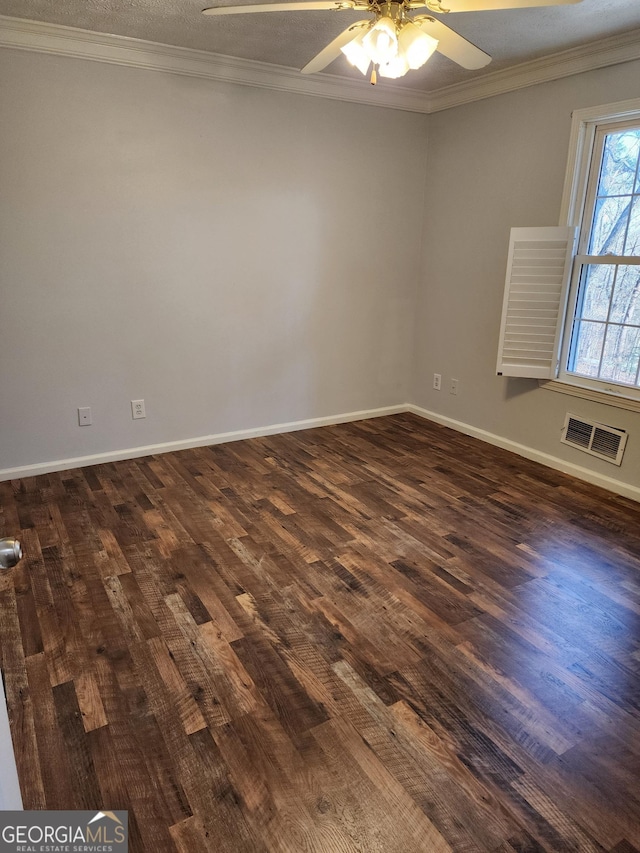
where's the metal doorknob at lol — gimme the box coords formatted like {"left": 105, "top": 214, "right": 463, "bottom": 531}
{"left": 0, "top": 538, "right": 22, "bottom": 569}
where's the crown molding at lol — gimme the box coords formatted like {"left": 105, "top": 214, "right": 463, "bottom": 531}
{"left": 1, "top": 14, "right": 640, "bottom": 114}
{"left": 427, "top": 26, "right": 640, "bottom": 113}
{"left": 0, "top": 15, "right": 431, "bottom": 113}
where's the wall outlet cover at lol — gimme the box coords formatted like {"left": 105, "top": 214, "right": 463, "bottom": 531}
{"left": 131, "top": 399, "right": 146, "bottom": 419}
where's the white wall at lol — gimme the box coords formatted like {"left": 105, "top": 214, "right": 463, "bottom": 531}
{"left": 412, "top": 60, "right": 640, "bottom": 495}
{"left": 2, "top": 43, "right": 640, "bottom": 497}
{"left": 0, "top": 49, "right": 428, "bottom": 472}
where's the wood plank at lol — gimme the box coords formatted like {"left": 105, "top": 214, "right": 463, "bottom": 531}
{"left": 0, "top": 413, "right": 639, "bottom": 851}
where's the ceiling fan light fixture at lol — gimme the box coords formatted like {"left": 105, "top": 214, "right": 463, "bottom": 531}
{"left": 362, "top": 15, "right": 398, "bottom": 66}
{"left": 397, "top": 21, "right": 438, "bottom": 70}
{"left": 340, "top": 29, "right": 371, "bottom": 75}
{"left": 203, "top": 0, "right": 584, "bottom": 85}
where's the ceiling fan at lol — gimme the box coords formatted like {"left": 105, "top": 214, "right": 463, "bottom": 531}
{"left": 202, "top": 0, "right": 582, "bottom": 85}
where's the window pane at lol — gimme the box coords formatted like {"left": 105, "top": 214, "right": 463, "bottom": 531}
{"left": 569, "top": 320, "right": 605, "bottom": 377}
{"left": 576, "top": 264, "right": 614, "bottom": 321}
{"left": 624, "top": 196, "right": 640, "bottom": 255}
{"left": 589, "top": 195, "right": 631, "bottom": 255}
{"left": 598, "top": 130, "right": 640, "bottom": 197}
{"left": 600, "top": 324, "right": 640, "bottom": 385}
{"left": 610, "top": 265, "right": 640, "bottom": 325}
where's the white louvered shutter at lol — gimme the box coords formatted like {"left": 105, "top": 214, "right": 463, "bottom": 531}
{"left": 496, "top": 226, "right": 577, "bottom": 379}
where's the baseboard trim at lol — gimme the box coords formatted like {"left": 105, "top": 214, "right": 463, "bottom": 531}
{"left": 0, "top": 404, "right": 406, "bottom": 482}
{"left": 2, "top": 402, "right": 637, "bottom": 503}
{"left": 406, "top": 404, "right": 640, "bottom": 504}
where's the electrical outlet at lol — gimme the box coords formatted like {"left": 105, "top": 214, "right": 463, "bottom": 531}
{"left": 433, "top": 373, "right": 442, "bottom": 391}
{"left": 131, "top": 399, "right": 146, "bottom": 419}
{"left": 450, "top": 379, "right": 459, "bottom": 396}
{"left": 78, "top": 407, "right": 92, "bottom": 426}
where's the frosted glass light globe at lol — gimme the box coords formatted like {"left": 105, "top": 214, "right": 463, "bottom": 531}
{"left": 363, "top": 17, "right": 398, "bottom": 66}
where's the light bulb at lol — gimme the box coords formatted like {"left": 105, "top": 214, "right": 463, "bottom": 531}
{"left": 397, "top": 21, "right": 438, "bottom": 70}
{"left": 363, "top": 16, "right": 398, "bottom": 66}
{"left": 378, "top": 53, "right": 409, "bottom": 78}
{"left": 341, "top": 29, "right": 371, "bottom": 76}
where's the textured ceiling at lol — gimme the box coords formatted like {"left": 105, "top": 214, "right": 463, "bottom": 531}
{"left": 1, "top": 0, "right": 640, "bottom": 91}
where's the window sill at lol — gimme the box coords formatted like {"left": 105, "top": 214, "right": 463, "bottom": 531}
{"left": 539, "top": 379, "right": 640, "bottom": 413}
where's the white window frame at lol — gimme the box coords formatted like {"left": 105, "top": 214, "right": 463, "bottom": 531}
{"left": 543, "top": 97, "right": 640, "bottom": 412}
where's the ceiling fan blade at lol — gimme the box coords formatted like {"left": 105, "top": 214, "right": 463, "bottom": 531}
{"left": 202, "top": 1, "right": 362, "bottom": 16}
{"left": 301, "top": 21, "right": 370, "bottom": 73}
{"left": 438, "top": 0, "right": 582, "bottom": 11}
{"left": 414, "top": 17, "right": 491, "bottom": 69}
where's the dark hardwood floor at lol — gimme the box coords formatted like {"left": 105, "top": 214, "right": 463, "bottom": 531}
{"left": 1, "top": 413, "right": 640, "bottom": 852}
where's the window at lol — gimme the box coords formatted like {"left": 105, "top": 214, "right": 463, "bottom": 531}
{"left": 497, "top": 98, "right": 640, "bottom": 409}
{"left": 561, "top": 116, "right": 640, "bottom": 396}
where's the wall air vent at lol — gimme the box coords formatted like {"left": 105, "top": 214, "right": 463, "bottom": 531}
{"left": 561, "top": 413, "right": 627, "bottom": 466}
